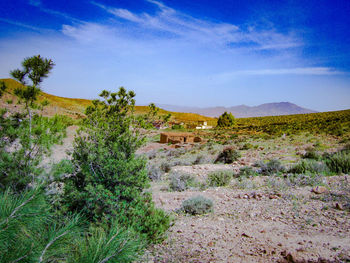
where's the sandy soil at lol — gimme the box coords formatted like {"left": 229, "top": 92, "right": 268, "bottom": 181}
{"left": 144, "top": 173, "right": 350, "bottom": 263}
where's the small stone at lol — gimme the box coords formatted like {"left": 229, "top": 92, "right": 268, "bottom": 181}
{"left": 311, "top": 186, "right": 328, "bottom": 194}
{"left": 241, "top": 233, "right": 251, "bottom": 238}
{"left": 335, "top": 202, "right": 344, "bottom": 210}
{"left": 269, "top": 194, "right": 278, "bottom": 199}
{"left": 208, "top": 241, "right": 215, "bottom": 247}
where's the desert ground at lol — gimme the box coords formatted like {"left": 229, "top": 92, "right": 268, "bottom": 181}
{"left": 46, "top": 128, "right": 350, "bottom": 263}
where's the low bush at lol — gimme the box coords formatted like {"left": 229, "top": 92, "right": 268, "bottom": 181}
{"left": 259, "top": 159, "right": 285, "bottom": 175}
{"left": 303, "top": 147, "right": 320, "bottom": 160}
{"left": 69, "top": 224, "right": 144, "bottom": 263}
{"left": 169, "top": 172, "right": 199, "bottom": 192}
{"left": 207, "top": 170, "right": 233, "bottom": 187}
{"left": 193, "top": 154, "right": 207, "bottom": 165}
{"left": 180, "top": 195, "right": 214, "bottom": 215}
{"left": 160, "top": 162, "right": 172, "bottom": 173}
{"left": 325, "top": 151, "right": 350, "bottom": 174}
{"left": 286, "top": 173, "right": 325, "bottom": 187}
{"left": 288, "top": 160, "right": 329, "bottom": 174}
{"left": 239, "top": 166, "right": 257, "bottom": 177}
{"left": 240, "top": 143, "right": 254, "bottom": 150}
{"left": 147, "top": 164, "right": 163, "bottom": 181}
{"left": 215, "top": 147, "right": 241, "bottom": 164}
{"left": 50, "top": 159, "right": 74, "bottom": 180}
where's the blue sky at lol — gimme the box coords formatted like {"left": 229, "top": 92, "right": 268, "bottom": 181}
{"left": 0, "top": 0, "right": 349, "bottom": 111}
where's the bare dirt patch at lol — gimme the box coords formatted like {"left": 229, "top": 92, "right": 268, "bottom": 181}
{"left": 144, "top": 175, "right": 350, "bottom": 263}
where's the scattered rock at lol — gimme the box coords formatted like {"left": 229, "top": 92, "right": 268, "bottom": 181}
{"left": 269, "top": 194, "right": 279, "bottom": 199}
{"left": 241, "top": 233, "right": 251, "bottom": 238}
{"left": 311, "top": 186, "right": 328, "bottom": 194}
{"left": 335, "top": 202, "right": 343, "bottom": 210}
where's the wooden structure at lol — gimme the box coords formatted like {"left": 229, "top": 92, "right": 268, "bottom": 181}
{"left": 160, "top": 132, "right": 195, "bottom": 144}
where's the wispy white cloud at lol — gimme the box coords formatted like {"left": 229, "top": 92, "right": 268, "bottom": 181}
{"left": 28, "top": 0, "right": 81, "bottom": 23}
{"left": 0, "top": 17, "right": 45, "bottom": 32}
{"left": 215, "top": 67, "right": 345, "bottom": 80}
{"left": 91, "top": 0, "right": 301, "bottom": 51}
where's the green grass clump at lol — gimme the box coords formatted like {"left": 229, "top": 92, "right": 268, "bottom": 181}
{"left": 259, "top": 159, "right": 286, "bottom": 175}
{"left": 325, "top": 151, "right": 350, "bottom": 174}
{"left": 180, "top": 195, "right": 214, "bottom": 215}
{"left": 239, "top": 166, "right": 257, "bottom": 177}
{"left": 207, "top": 170, "right": 233, "bottom": 187}
{"left": 289, "top": 160, "right": 329, "bottom": 174}
{"left": 303, "top": 147, "right": 321, "bottom": 160}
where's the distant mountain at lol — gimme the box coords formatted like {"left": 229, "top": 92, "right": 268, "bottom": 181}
{"left": 157, "top": 102, "right": 317, "bottom": 118}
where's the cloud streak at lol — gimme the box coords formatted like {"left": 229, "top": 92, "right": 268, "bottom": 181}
{"left": 91, "top": 0, "right": 301, "bottom": 51}
{"left": 0, "top": 17, "right": 46, "bottom": 32}
{"left": 218, "top": 67, "right": 345, "bottom": 78}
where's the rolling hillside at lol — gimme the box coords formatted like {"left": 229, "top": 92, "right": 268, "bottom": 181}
{"left": 0, "top": 78, "right": 216, "bottom": 124}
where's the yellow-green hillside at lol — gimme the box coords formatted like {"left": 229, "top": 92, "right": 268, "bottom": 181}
{"left": 0, "top": 78, "right": 216, "bottom": 124}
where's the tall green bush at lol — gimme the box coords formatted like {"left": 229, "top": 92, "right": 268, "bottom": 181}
{"left": 61, "top": 88, "right": 170, "bottom": 243}
{"left": 216, "top": 111, "right": 235, "bottom": 128}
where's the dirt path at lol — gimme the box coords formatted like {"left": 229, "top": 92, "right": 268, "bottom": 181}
{"left": 41, "top": 125, "right": 77, "bottom": 169}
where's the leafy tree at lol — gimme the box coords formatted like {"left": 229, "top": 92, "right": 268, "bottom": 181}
{"left": 10, "top": 55, "right": 54, "bottom": 137}
{"left": 148, "top": 103, "right": 159, "bottom": 120}
{"left": 61, "top": 87, "right": 170, "bottom": 243}
{"left": 217, "top": 111, "right": 235, "bottom": 128}
{"left": 0, "top": 81, "right": 6, "bottom": 97}
{"left": 162, "top": 113, "right": 172, "bottom": 124}
{"left": 0, "top": 55, "right": 66, "bottom": 192}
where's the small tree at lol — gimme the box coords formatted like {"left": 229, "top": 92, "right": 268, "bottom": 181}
{"left": 1, "top": 56, "right": 66, "bottom": 192}
{"left": 61, "top": 87, "right": 170, "bottom": 242}
{"left": 10, "top": 55, "right": 54, "bottom": 137}
{"left": 217, "top": 111, "right": 235, "bottom": 128}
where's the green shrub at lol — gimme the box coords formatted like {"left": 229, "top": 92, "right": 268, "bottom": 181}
{"left": 60, "top": 88, "right": 170, "bottom": 243}
{"left": 0, "top": 114, "right": 67, "bottom": 192}
{"left": 259, "top": 159, "right": 285, "bottom": 175}
{"left": 303, "top": 147, "right": 320, "bottom": 160}
{"left": 160, "top": 162, "right": 172, "bottom": 173}
{"left": 239, "top": 166, "right": 257, "bottom": 177}
{"left": 193, "top": 154, "right": 207, "bottom": 165}
{"left": 325, "top": 151, "right": 350, "bottom": 174}
{"left": 0, "top": 187, "right": 79, "bottom": 263}
{"left": 341, "top": 143, "right": 350, "bottom": 153}
{"left": 180, "top": 195, "right": 214, "bottom": 215}
{"left": 69, "top": 224, "right": 144, "bottom": 263}
{"left": 288, "top": 160, "right": 329, "bottom": 174}
{"left": 0, "top": 187, "right": 144, "bottom": 263}
{"left": 216, "top": 111, "right": 235, "bottom": 128}
{"left": 286, "top": 173, "right": 325, "bottom": 187}
{"left": 207, "top": 170, "right": 233, "bottom": 187}
{"left": 147, "top": 164, "right": 163, "bottom": 181}
{"left": 172, "top": 124, "right": 184, "bottom": 130}
{"left": 169, "top": 172, "right": 198, "bottom": 191}
{"left": 50, "top": 159, "right": 74, "bottom": 180}
{"left": 240, "top": 143, "right": 254, "bottom": 150}
{"left": 215, "top": 147, "right": 241, "bottom": 164}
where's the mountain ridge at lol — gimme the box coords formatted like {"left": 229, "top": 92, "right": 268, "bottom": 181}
{"left": 157, "top": 102, "right": 317, "bottom": 118}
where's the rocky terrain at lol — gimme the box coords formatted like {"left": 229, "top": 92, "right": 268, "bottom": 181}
{"left": 47, "top": 128, "right": 350, "bottom": 262}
